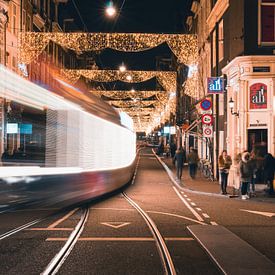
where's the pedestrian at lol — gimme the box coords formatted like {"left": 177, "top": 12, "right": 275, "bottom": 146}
{"left": 157, "top": 141, "right": 164, "bottom": 156}
{"left": 263, "top": 153, "right": 275, "bottom": 195}
{"left": 174, "top": 147, "right": 185, "bottom": 180}
{"left": 170, "top": 141, "right": 176, "bottom": 158}
{"left": 187, "top": 147, "right": 199, "bottom": 179}
{"left": 240, "top": 152, "right": 253, "bottom": 200}
{"left": 218, "top": 150, "right": 232, "bottom": 195}
{"left": 248, "top": 151, "right": 257, "bottom": 197}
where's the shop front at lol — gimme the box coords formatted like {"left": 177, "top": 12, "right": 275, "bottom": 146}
{"left": 222, "top": 56, "right": 275, "bottom": 188}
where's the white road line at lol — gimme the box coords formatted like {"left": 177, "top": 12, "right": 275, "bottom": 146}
{"left": 210, "top": 221, "right": 218, "bottom": 226}
{"left": 187, "top": 198, "right": 191, "bottom": 201}
{"left": 196, "top": 208, "right": 202, "bottom": 211}
{"left": 202, "top": 213, "right": 210, "bottom": 219}
{"left": 172, "top": 186, "right": 204, "bottom": 222}
{"left": 184, "top": 195, "right": 188, "bottom": 198}
{"left": 191, "top": 202, "right": 196, "bottom": 206}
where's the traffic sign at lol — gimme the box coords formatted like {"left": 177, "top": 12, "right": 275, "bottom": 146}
{"left": 200, "top": 99, "right": 212, "bottom": 111}
{"left": 203, "top": 125, "right": 213, "bottom": 138}
{"left": 201, "top": 114, "right": 213, "bottom": 125}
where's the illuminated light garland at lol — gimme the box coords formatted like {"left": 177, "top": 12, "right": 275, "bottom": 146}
{"left": 183, "top": 67, "right": 202, "bottom": 99}
{"left": 18, "top": 32, "right": 198, "bottom": 65}
{"left": 108, "top": 100, "right": 160, "bottom": 108}
{"left": 61, "top": 69, "right": 176, "bottom": 92}
{"left": 91, "top": 90, "right": 168, "bottom": 101}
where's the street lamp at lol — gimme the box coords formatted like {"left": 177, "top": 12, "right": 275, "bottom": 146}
{"left": 105, "top": 1, "right": 116, "bottom": 18}
{"left": 119, "top": 63, "right": 126, "bottom": 72}
{"left": 229, "top": 97, "right": 239, "bottom": 117}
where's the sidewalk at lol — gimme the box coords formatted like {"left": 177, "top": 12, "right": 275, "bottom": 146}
{"left": 156, "top": 152, "right": 275, "bottom": 203}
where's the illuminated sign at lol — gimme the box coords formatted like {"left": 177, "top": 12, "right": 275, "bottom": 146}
{"left": 250, "top": 83, "right": 267, "bottom": 109}
{"left": 170, "top": 126, "right": 176, "bottom": 134}
{"left": 7, "top": 123, "right": 18, "bottom": 134}
{"left": 20, "top": 124, "right": 32, "bottom": 134}
{"left": 207, "top": 77, "right": 224, "bottom": 94}
{"left": 164, "top": 126, "right": 170, "bottom": 134}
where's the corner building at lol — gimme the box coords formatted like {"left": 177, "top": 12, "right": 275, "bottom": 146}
{"left": 188, "top": 0, "right": 275, "bottom": 186}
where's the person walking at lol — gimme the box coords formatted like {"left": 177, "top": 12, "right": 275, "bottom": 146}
{"left": 170, "top": 141, "right": 177, "bottom": 159}
{"left": 187, "top": 147, "right": 199, "bottom": 179}
{"left": 240, "top": 152, "right": 253, "bottom": 200}
{"left": 263, "top": 153, "right": 275, "bottom": 195}
{"left": 174, "top": 147, "right": 185, "bottom": 181}
{"left": 218, "top": 150, "right": 232, "bottom": 195}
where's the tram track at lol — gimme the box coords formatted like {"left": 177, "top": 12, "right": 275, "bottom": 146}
{"left": 123, "top": 192, "right": 177, "bottom": 275}
{"left": 42, "top": 207, "right": 89, "bottom": 275}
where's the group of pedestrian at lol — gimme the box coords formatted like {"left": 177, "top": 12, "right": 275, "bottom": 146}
{"left": 218, "top": 149, "right": 275, "bottom": 199}
{"left": 173, "top": 146, "right": 199, "bottom": 181}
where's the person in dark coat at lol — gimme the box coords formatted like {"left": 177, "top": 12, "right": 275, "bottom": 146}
{"left": 170, "top": 142, "right": 177, "bottom": 158}
{"left": 174, "top": 147, "right": 185, "bottom": 180}
{"left": 263, "top": 153, "right": 275, "bottom": 195}
{"left": 187, "top": 147, "right": 199, "bottom": 179}
{"left": 240, "top": 152, "right": 254, "bottom": 200}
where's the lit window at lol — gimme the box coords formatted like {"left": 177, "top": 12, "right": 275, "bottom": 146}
{"left": 259, "top": 0, "right": 275, "bottom": 44}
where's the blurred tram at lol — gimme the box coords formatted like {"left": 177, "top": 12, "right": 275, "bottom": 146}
{"left": 0, "top": 65, "right": 136, "bottom": 207}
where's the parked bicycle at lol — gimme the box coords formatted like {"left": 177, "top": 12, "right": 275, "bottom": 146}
{"left": 199, "top": 159, "right": 215, "bottom": 181}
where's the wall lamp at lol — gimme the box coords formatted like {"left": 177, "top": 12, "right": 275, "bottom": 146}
{"left": 228, "top": 97, "right": 239, "bottom": 117}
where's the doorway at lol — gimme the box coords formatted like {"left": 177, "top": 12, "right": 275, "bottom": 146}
{"left": 247, "top": 129, "right": 268, "bottom": 156}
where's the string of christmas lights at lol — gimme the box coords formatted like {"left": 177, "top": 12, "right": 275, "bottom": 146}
{"left": 18, "top": 32, "right": 198, "bottom": 65}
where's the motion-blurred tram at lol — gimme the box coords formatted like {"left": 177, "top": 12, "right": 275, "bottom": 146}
{"left": 0, "top": 65, "right": 136, "bottom": 207}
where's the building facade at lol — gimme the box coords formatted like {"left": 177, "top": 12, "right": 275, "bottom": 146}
{"left": 188, "top": 0, "right": 275, "bottom": 185}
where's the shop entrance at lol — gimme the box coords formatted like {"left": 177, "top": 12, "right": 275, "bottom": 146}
{"left": 247, "top": 129, "right": 268, "bottom": 156}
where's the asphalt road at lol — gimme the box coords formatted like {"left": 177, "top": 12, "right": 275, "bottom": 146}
{"left": 0, "top": 148, "right": 274, "bottom": 274}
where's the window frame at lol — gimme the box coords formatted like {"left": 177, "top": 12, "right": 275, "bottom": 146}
{"left": 258, "top": 0, "right": 275, "bottom": 45}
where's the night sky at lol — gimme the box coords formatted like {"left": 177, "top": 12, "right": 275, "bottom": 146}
{"left": 62, "top": 0, "right": 193, "bottom": 89}
{"left": 72, "top": 0, "right": 193, "bottom": 33}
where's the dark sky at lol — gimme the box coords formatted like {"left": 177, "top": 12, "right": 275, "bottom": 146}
{"left": 72, "top": 0, "right": 193, "bottom": 33}
{"left": 62, "top": 0, "right": 192, "bottom": 89}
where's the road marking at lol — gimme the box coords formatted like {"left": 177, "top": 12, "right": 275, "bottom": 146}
{"left": 196, "top": 208, "right": 202, "bottom": 211}
{"left": 202, "top": 213, "right": 210, "bottom": 219}
{"left": 48, "top": 208, "right": 78, "bottom": 228}
{"left": 149, "top": 157, "right": 156, "bottom": 160}
{"left": 240, "top": 209, "right": 275, "bottom": 218}
{"left": 147, "top": 210, "right": 206, "bottom": 225}
{"left": 46, "top": 237, "right": 194, "bottom": 242}
{"left": 101, "top": 222, "right": 131, "bottom": 229}
{"left": 191, "top": 202, "right": 196, "bottom": 206}
{"left": 27, "top": 228, "right": 73, "bottom": 231}
{"left": 93, "top": 207, "right": 134, "bottom": 212}
{"left": 172, "top": 187, "right": 204, "bottom": 222}
{"left": 184, "top": 195, "right": 188, "bottom": 198}
{"left": 187, "top": 198, "right": 191, "bottom": 201}
{"left": 210, "top": 221, "right": 218, "bottom": 226}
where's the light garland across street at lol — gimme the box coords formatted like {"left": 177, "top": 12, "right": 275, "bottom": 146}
{"left": 18, "top": 32, "right": 198, "bottom": 65}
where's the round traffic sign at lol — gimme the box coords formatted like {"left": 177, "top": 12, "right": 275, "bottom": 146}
{"left": 201, "top": 114, "right": 213, "bottom": 125}
{"left": 200, "top": 99, "right": 212, "bottom": 111}
{"left": 204, "top": 127, "right": 212, "bottom": 136}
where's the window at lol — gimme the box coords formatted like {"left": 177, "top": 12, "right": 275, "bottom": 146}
{"left": 259, "top": 0, "right": 275, "bottom": 44}
{"left": 11, "top": 4, "right": 17, "bottom": 35}
{"left": 218, "top": 20, "right": 224, "bottom": 61}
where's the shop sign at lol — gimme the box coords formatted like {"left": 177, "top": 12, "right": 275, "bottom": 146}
{"left": 207, "top": 77, "right": 224, "bottom": 94}
{"left": 250, "top": 83, "right": 267, "bottom": 109}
